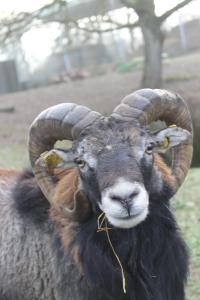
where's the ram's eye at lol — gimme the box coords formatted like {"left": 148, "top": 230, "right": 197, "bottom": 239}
{"left": 75, "top": 158, "right": 86, "bottom": 168}
{"left": 145, "top": 144, "right": 154, "bottom": 155}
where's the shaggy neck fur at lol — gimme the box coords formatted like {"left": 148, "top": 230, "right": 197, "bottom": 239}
{"left": 46, "top": 161, "right": 188, "bottom": 300}
{"left": 72, "top": 192, "right": 188, "bottom": 300}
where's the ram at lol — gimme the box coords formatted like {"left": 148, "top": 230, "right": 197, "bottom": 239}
{"left": 0, "top": 89, "right": 193, "bottom": 300}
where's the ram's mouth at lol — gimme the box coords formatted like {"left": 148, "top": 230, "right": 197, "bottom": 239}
{"left": 105, "top": 207, "right": 148, "bottom": 229}
{"left": 112, "top": 209, "right": 145, "bottom": 220}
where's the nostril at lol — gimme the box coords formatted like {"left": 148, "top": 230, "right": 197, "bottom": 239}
{"left": 110, "top": 195, "right": 123, "bottom": 202}
{"left": 130, "top": 191, "right": 139, "bottom": 198}
{"left": 110, "top": 190, "right": 139, "bottom": 203}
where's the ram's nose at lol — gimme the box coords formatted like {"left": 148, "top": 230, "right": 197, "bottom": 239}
{"left": 110, "top": 190, "right": 139, "bottom": 215}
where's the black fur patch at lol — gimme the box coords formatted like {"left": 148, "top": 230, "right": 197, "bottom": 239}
{"left": 13, "top": 169, "right": 50, "bottom": 225}
{"left": 74, "top": 196, "right": 188, "bottom": 300}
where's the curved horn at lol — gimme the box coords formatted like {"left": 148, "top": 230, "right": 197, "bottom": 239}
{"left": 29, "top": 103, "right": 101, "bottom": 218}
{"left": 112, "top": 89, "right": 193, "bottom": 192}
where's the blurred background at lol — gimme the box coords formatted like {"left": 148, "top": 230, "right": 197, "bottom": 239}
{"left": 0, "top": 0, "right": 199, "bottom": 298}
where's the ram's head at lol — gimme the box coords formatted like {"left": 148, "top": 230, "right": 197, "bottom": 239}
{"left": 29, "top": 89, "right": 193, "bottom": 229}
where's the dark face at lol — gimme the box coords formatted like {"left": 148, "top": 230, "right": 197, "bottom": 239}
{"left": 73, "top": 121, "right": 155, "bottom": 228}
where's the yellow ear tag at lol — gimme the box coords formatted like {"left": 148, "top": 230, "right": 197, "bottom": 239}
{"left": 40, "top": 150, "right": 62, "bottom": 171}
{"left": 159, "top": 137, "right": 169, "bottom": 149}
{"left": 168, "top": 124, "right": 177, "bottom": 128}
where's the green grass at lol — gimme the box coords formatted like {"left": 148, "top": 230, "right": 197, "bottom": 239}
{"left": 173, "top": 168, "right": 200, "bottom": 299}
{"left": 0, "top": 144, "right": 28, "bottom": 168}
{"left": 0, "top": 146, "right": 199, "bottom": 298}
{"left": 0, "top": 141, "right": 72, "bottom": 169}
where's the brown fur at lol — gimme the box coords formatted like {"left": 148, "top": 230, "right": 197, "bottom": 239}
{"left": 0, "top": 168, "right": 20, "bottom": 179}
{"left": 154, "top": 154, "right": 176, "bottom": 189}
{"left": 53, "top": 168, "right": 78, "bottom": 208}
{"left": 50, "top": 168, "right": 83, "bottom": 270}
{"left": 50, "top": 208, "right": 81, "bottom": 269}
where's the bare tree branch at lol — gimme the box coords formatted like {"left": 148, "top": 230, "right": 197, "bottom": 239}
{"left": 1, "top": 0, "right": 195, "bottom": 45}
{"left": 76, "top": 20, "right": 139, "bottom": 33}
{"left": 0, "top": 0, "right": 69, "bottom": 44}
{"left": 0, "top": 14, "right": 35, "bottom": 44}
{"left": 0, "top": 0, "right": 140, "bottom": 44}
{"left": 159, "top": 0, "right": 195, "bottom": 22}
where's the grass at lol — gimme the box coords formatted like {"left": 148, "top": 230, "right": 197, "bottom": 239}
{"left": 0, "top": 144, "right": 28, "bottom": 168}
{"left": 173, "top": 168, "right": 200, "bottom": 299}
{"left": 0, "top": 146, "right": 199, "bottom": 299}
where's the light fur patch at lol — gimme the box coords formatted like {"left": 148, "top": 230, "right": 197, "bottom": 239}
{"left": 83, "top": 153, "right": 97, "bottom": 169}
{"left": 100, "top": 178, "right": 149, "bottom": 228}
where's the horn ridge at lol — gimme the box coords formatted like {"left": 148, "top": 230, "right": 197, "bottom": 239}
{"left": 29, "top": 103, "right": 101, "bottom": 167}
{"left": 29, "top": 103, "right": 101, "bottom": 220}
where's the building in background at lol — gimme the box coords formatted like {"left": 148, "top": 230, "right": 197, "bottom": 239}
{"left": 0, "top": 60, "right": 19, "bottom": 94}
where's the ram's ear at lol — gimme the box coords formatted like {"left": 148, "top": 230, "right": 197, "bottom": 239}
{"left": 39, "top": 148, "right": 77, "bottom": 172}
{"left": 152, "top": 126, "right": 192, "bottom": 153}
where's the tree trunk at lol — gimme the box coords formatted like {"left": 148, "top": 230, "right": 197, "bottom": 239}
{"left": 140, "top": 19, "right": 164, "bottom": 88}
